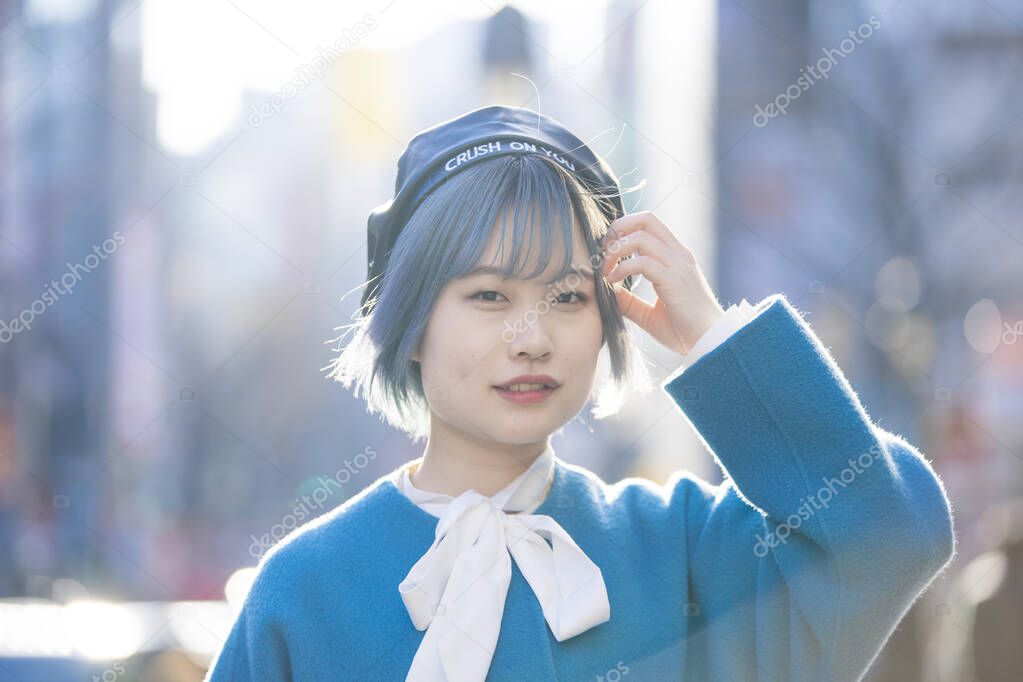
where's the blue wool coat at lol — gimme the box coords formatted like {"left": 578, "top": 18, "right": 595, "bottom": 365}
{"left": 206, "top": 293, "right": 955, "bottom": 681}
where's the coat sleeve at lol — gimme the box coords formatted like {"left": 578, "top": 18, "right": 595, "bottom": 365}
{"left": 204, "top": 557, "right": 293, "bottom": 681}
{"left": 662, "top": 293, "right": 955, "bottom": 682}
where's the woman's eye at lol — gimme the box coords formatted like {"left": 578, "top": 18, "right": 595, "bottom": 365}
{"left": 470, "top": 290, "right": 507, "bottom": 303}
{"left": 469, "top": 290, "right": 588, "bottom": 305}
{"left": 555, "top": 291, "right": 587, "bottom": 305}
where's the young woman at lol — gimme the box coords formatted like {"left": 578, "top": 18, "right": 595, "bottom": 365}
{"left": 206, "top": 105, "right": 955, "bottom": 681}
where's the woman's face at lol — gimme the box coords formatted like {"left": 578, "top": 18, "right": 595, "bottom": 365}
{"left": 412, "top": 216, "right": 604, "bottom": 446}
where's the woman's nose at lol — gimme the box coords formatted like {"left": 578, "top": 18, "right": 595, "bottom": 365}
{"left": 504, "top": 311, "right": 554, "bottom": 359}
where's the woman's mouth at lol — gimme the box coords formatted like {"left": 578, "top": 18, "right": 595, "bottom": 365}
{"left": 493, "top": 382, "right": 559, "bottom": 404}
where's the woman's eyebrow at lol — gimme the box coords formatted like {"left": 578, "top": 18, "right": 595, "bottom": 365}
{"left": 544, "top": 265, "right": 596, "bottom": 285}
{"left": 464, "top": 264, "right": 595, "bottom": 284}
{"left": 464, "top": 265, "right": 511, "bottom": 279}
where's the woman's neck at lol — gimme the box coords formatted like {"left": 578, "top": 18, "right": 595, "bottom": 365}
{"left": 410, "top": 426, "right": 550, "bottom": 498}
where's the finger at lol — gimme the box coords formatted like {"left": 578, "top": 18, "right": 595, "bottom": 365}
{"left": 606, "top": 254, "right": 670, "bottom": 287}
{"left": 613, "top": 281, "right": 656, "bottom": 326}
{"left": 602, "top": 230, "right": 673, "bottom": 272}
{"left": 605, "top": 211, "right": 687, "bottom": 255}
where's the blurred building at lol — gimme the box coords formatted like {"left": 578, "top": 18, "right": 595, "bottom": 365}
{"left": 714, "top": 2, "right": 1023, "bottom": 679}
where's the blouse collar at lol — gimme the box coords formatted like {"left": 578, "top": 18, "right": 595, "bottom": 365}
{"left": 395, "top": 443, "right": 556, "bottom": 517}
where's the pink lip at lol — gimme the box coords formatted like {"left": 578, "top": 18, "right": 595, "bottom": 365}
{"left": 494, "top": 374, "right": 560, "bottom": 389}
{"left": 493, "top": 385, "right": 559, "bottom": 404}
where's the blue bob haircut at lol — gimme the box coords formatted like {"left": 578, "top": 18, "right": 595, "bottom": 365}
{"left": 325, "top": 153, "right": 652, "bottom": 441}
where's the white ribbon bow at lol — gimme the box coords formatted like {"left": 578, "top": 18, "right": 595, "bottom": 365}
{"left": 399, "top": 489, "right": 611, "bottom": 682}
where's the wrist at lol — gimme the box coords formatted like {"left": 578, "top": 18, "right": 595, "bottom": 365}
{"left": 685, "top": 304, "right": 726, "bottom": 352}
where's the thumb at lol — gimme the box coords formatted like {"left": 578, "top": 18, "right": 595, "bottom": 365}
{"left": 614, "top": 283, "right": 655, "bottom": 327}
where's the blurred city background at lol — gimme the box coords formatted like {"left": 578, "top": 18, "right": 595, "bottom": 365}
{"left": 1, "top": 0, "right": 1022, "bottom": 679}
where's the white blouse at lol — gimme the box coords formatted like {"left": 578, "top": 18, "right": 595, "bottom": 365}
{"left": 392, "top": 298, "right": 766, "bottom": 681}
